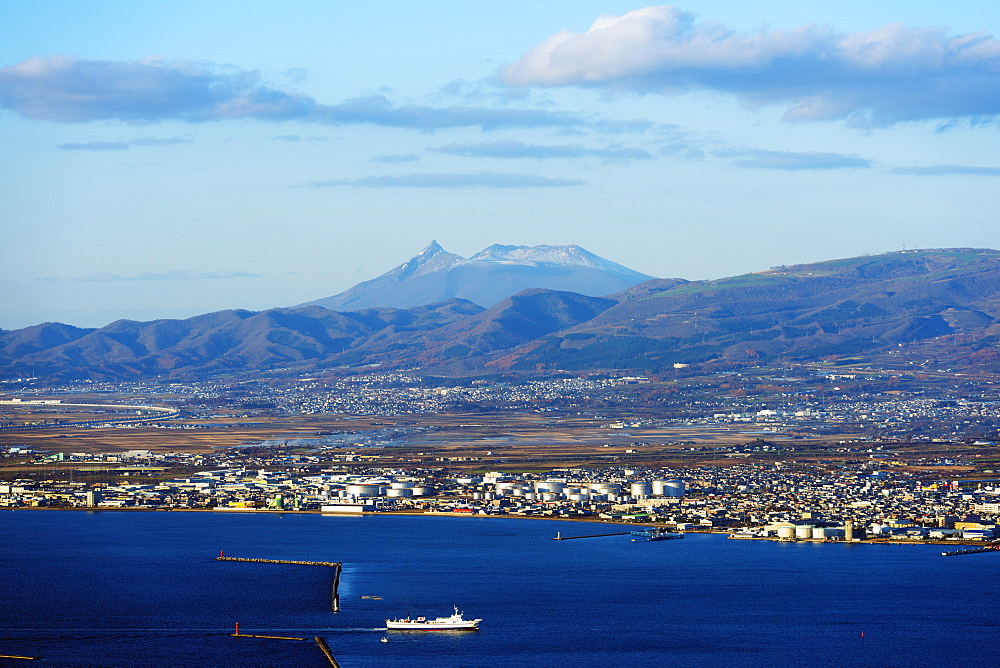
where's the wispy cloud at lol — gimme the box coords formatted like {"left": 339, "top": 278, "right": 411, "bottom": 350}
{"left": 269, "top": 134, "right": 327, "bottom": 142}
{"left": 56, "top": 136, "right": 192, "bottom": 150}
{"left": 57, "top": 141, "right": 129, "bottom": 151}
{"left": 891, "top": 164, "right": 1000, "bottom": 176}
{"left": 40, "top": 270, "right": 261, "bottom": 282}
{"left": 719, "top": 149, "right": 872, "bottom": 170}
{"left": 501, "top": 6, "right": 1000, "bottom": 127}
{"left": 372, "top": 153, "right": 420, "bottom": 164}
{"left": 0, "top": 56, "right": 585, "bottom": 131}
{"left": 307, "top": 172, "right": 585, "bottom": 188}
{"left": 433, "top": 140, "right": 652, "bottom": 161}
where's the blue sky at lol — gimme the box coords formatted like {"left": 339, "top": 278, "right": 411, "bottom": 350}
{"left": 3, "top": 1, "right": 1000, "bottom": 329}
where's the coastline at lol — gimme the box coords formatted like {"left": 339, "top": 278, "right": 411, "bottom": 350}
{"left": 3, "top": 505, "right": 994, "bottom": 547}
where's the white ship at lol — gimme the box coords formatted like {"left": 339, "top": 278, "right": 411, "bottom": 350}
{"left": 385, "top": 606, "right": 481, "bottom": 630}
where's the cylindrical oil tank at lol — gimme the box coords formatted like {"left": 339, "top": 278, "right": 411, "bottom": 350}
{"left": 410, "top": 487, "right": 432, "bottom": 496}
{"left": 596, "top": 483, "right": 621, "bottom": 495}
{"left": 346, "top": 484, "right": 380, "bottom": 497}
{"left": 540, "top": 493, "right": 557, "bottom": 502}
{"left": 524, "top": 493, "right": 536, "bottom": 501}
{"left": 387, "top": 488, "right": 413, "bottom": 498}
{"left": 651, "top": 480, "right": 668, "bottom": 496}
{"left": 568, "top": 493, "right": 590, "bottom": 502}
{"left": 795, "top": 525, "right": 814, "bottom": 540}
{"left": 390, "top": 482, "right": 414, "bottom": 489}
{"left": 590, "top": 493, "right": 607, "bottom": 502}
{"left": 538, "top": 481, "right": 566, "bottom": 494}
{"left": 630, "top": 482, "right": 652, "bottom": 498}
{"left": 777, "top": 525, "right": 796, "bottom": 539}
{"left": 663, "top": 480, "right": 686, "bottom": 497}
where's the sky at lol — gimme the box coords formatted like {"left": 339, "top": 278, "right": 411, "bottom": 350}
{"left": 3, "top": 1, "right": 1000, "bottom": 330}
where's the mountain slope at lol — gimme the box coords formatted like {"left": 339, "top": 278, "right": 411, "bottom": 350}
{"left": 298, "top": 241, "right": 654, "bottom": 310}
{"left": 492, "top": 248, "right": 1000, "bottom": 371}
{"left": 0, "top": 301, "right": 484, "bottom": 380}
{"left": 5, "top": 248, "right": 1000, "bottom": 380}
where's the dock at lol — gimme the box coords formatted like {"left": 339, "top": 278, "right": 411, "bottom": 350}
{"left": 0, "top": 656, "right": 38, "bottom": 661}
{"left": 216, "top": 554, "right": 342, "bottom": 611}
{"left": 553, "top": 531, "right": 631, "bottom": 540}
{"left": 941, "top": 544, "right": 1000, "bottom": 556}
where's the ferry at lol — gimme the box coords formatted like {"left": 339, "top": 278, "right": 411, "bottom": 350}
{"left": 386, "top": 606, "right": 480, "bottom": 630}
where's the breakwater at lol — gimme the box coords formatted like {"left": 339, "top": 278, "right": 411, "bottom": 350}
{"left": 941, "top": 544, "right": 1000, "bottom": 556}
{"left": 553, "top": 531, "right": 630, "bottom": 540}
{"left": 216, "top": 555, "right": 342, "bottom": 611}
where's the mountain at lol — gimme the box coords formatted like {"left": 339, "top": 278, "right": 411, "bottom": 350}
{"left": 4, "top": 248, "right": 1000, "bottom": 380}
{"left": 0, "top": 301, "right": 484, "bottom": 381}
{"left": 297, "top": 241, "right": 654, "bottom": 311}
{"left": 489, "top": 248, "right": 1000, "bottom": 371}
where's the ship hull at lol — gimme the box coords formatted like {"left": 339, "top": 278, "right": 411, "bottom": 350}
{"left": 385, "top": 621, "right": 479, "bottom": 630}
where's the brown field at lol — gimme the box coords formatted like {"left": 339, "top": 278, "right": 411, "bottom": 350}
{"left": 3, "top": 402, "right": 999, "bottom": 478}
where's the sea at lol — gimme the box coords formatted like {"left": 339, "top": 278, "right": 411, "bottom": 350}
{"left": 1, "top": 510, "right": 997, "bottom": 668}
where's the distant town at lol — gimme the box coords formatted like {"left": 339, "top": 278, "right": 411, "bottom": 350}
{"left": 2, "top": 361, "right": 999, "bottom": 545}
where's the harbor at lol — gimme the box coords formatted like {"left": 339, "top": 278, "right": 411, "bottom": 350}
{"left": 3, "top": 511, "right": 999, "bottom": 667}
{"left": 216, "top": 553, "right": 342, "bottom": 612}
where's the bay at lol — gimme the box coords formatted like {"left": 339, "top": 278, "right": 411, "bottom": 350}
{"left": 0, "top": 510, "right": 996, "bottom": 667}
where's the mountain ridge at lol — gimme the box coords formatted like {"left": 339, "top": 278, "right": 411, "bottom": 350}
{"left": 297, "top": 241, "right": 654, "bottom": 311}
{"left": 4, "top": 248, "right": 1000, "bottom": 380}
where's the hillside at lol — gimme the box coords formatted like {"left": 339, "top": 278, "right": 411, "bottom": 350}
{"left": 492, "top": 248, "right": 1000, "bottom": 371}
{"left": 3, "top": 248, "right": 1000, "bottom": 380}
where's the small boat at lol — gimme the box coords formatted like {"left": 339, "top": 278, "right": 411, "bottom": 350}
{"left": 380, "top": 636, "right": 389, "bottom": 643}
{"left": 386, "top": 606, "right": 480, "bottom": 630}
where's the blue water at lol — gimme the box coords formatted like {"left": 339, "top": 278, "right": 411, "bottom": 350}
{"left": 0, "top": 510, "right": 997, "bottom": 667}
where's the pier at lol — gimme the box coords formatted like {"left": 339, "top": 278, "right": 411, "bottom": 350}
{"left": 941, "top": 544, "right": 1000, "bottom": 557}
{"left": 216, "top": 554, "right": 342, "bottom": 611}
{"left": 553, "top": 531, "right": 631, "bottom": 540}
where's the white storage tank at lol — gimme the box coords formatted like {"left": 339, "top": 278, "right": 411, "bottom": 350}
{"left": 410, "top": 487, "right": 432, "bottom": 497}
{"left": 777, "top": 525, "right": 796, "bottom": 539}
{"left": 663, "top": 480, "right": 686, "bottom": 498}
{"left": 540, "top": 493, "right": 557, "bottom": 502}
{"left": 346, "top": 484, "right": 380, "bottom": 497}
{"left": 568, "top": 493, "right": 590, "bottom": 502}
{"left": 651, "top": 480, "right": 668, "bottom": 496}
{"left": 795, "top": 525, "right": 814, "bottom": 540}
{"left": 537, "top": 481, "right": 566, "bottom": 494}
{"left": 630, "top": 482, "right": 652, "bottom": 498}
{"left": 390, "top": 482, "right": 414, "bottom": 489}
{"left": 387, "top": 488, "right": 413, "bottom": 498}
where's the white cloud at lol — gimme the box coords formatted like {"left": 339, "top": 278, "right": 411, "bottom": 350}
{"left": 501, "top": 6, "right": 1000, "bottom": 127}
